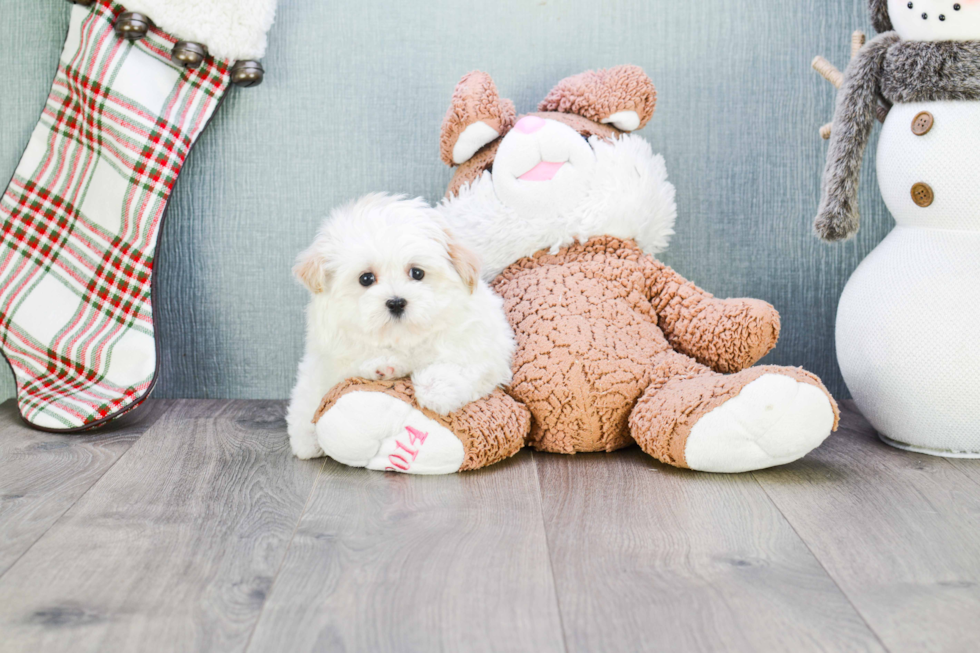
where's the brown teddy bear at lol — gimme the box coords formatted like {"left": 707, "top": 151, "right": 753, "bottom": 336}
{"left": 312, "top": 66, "right": 839, "bottom": 474}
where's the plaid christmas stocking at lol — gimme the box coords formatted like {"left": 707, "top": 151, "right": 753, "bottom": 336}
{"left": 0, "top": 0, "right": 273, "bottom": 431}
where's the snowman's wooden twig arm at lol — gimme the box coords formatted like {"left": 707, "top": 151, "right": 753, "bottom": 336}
{"left": 812, "top": 55, "right": 845, "bottom": 139}
{"left": 812, "top": 56, "right": 844, "bottom": 89}
{"left": 815, "top": 31, "right": 900, "bottom": 241}
{"left": 641, "top": 257, "right": 781, "bottom": 374}
{"left": 813, "top": 33, "right": 887, "bottom": 141}
{"left": 851, "top": 30, "right": 867, "bottom": 59}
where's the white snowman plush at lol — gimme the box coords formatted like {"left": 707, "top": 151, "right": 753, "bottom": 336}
{"left": 816, "top": 0, "right": 980, "bottom": 455}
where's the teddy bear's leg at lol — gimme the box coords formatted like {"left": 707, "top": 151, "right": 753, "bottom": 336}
{"left": 628, "top": 352, "right": 839, "bottom": 473}
{"left": 313, "top": 379, "right": 529, "bottom": 474}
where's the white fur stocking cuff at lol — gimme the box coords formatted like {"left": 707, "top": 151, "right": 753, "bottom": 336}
{"left": 119, "top": 0, "right": 277, "bottom": 61}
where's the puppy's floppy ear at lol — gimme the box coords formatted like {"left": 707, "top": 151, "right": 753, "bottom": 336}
{"left": 293, "top": 245, "right": 329, "bottom": 294}
{"left": 440, "top": 71, "right": 516, "bottom": 166}
{"left": 444, "top": 229, "right": 481, "bottom": 294}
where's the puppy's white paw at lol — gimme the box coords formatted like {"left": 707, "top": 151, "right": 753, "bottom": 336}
{"left": 359, "top": 357, "right": 405, "bottom": 381}
{"left": 412, "top": 364, "right": 472, "bottom": 415}
{"left": 316, "top": 391, "right": 465, "bottom": 474}
{"left": 289, "top": 422, "right": 325, "bottom": 460}
{"left": 684, "top": 374, "right": 835, "bottom": 473}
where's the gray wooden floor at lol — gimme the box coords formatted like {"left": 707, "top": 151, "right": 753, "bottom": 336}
{"left": 1, "top": 399, "right": 979, "bottom": 652}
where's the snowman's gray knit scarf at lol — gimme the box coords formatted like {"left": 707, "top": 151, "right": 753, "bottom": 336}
{"left": 815, "top": 33, "right": 980, "bottom": 241}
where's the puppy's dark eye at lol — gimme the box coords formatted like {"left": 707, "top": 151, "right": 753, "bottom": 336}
{"left": 409, "top": 267, "right": 425, "bottom": 281}
{"left": 359, "top": 272, "right": 375, "bottom": 287}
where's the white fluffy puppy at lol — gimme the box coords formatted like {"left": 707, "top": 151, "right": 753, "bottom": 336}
{"left": 286, "top": 193, "right": 516, "bottom": 460}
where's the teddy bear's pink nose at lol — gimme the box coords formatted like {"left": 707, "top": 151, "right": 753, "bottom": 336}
{"left": 514, "top": 115, "right": 546, "bottom": 134}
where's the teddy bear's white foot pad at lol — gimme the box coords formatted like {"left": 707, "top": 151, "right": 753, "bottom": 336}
{"left": 316, "top": 391, "right": 465, "bottom": 475}
{"left": 684, "top": 374, "right": 834, "bottom": 473}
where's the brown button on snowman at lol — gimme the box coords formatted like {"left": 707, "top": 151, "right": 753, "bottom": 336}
{"left": 815, "top": 0, "right": 980, "bottom": 456}
{"left": 911, "top": 111, "right": 934, "bottom": 135}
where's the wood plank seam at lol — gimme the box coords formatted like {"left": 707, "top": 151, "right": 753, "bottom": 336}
{"left": 940, "top": 458, "right": 980, "bottom": 491}
{"left": 750, "top": 473, "right": 892, "bottom": 653}
{"left": 751, "top": 402, "right": 980, "bottom": 651}
{"left": 0, "top": 400, "right": 168, "bottom": 582}
{"left": 531, "top": 450, "right": 572, "bottom": 653}
{"left": 531, "top": 446, "right": 886, "bottom": 651}
{"left": 242, "top": 456, "right": 327, "bottom": 653}
{"left": 0, "top": 450, "right": 129, "bottom": 582}
{"left": 0, "top": 399, "right": 324, "bottom": 651}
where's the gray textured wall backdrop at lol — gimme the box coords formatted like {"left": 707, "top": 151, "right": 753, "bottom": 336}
{"left": 0, "top": 0, "right": 891, "bottom": 402}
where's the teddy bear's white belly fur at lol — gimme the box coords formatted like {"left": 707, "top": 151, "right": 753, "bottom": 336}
{"left": 836, "top": 227, "right": 980, "bottom": 455}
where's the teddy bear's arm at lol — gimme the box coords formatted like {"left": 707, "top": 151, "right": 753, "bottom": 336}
{"left": 641, "top": 256, "right": 781, "bottom": 374}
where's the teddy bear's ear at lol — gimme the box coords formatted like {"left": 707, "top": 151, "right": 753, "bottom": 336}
{"left": 440, "top": 71, "right": 516, "bottom": 166}
{"left": 538, "top": 65, "right": 657, "bottom": 132}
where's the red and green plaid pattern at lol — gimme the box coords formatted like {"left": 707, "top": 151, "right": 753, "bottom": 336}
{"left": 0, "top": 0, "right": 230, "bottom": 430}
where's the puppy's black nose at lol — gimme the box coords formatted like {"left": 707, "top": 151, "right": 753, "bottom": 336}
{"left": 386, "top": 297, "right": 408, "bottom": 316}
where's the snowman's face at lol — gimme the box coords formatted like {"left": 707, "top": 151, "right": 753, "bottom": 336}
{"left": 888, "top": 0, "right": 980, "bottom": 41}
